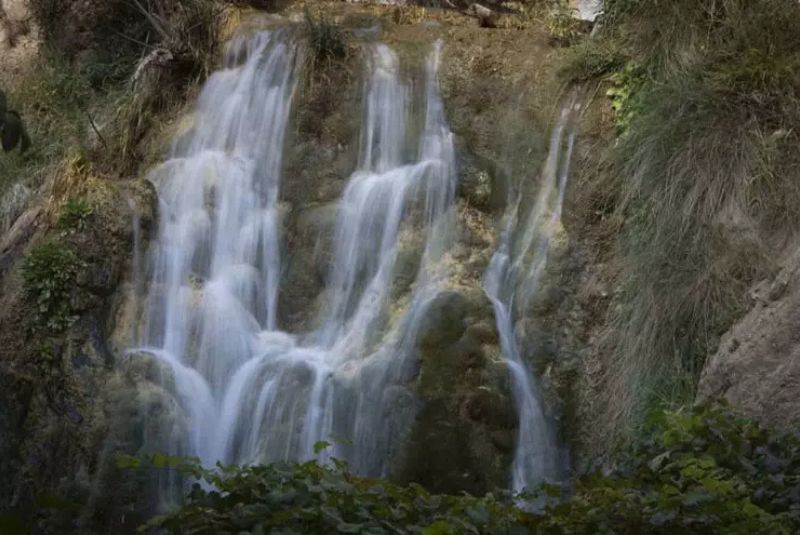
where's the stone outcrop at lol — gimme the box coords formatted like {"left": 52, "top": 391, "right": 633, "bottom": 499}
{"left": 0, "top": 167, "right": 157, "bottom": 519}
{"left": 697, "top": 246, "right": 800, "bottom": 429}
{"left": 398, "top": 290, "right": 515, "bottom": 494}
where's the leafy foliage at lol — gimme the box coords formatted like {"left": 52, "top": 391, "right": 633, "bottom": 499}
{"left": 534, "top": 404, "right": 800, "bottom": 533}
{"left": 123, "top": 453, "right": 528, "bottom": 534}
{"left": 127, "top": 406, "right": 800, "bottom": 534}
{"left": 21, "top": 242, "right": 82, "bottom": 333}
{"left": 605, "top": 62, "right": 649, "bottom": 136}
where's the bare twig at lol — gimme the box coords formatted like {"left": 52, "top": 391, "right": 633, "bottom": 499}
{"left": 85, "top": 110, "right": 108, "bottom": 150}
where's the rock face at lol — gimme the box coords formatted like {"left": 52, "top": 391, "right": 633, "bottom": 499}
{"left": 0, "top": 0, "right": 37, "bottom": 77}
{"left": 697, "top": 247, "right": 800, "bottom": 429}
{"left": 398, "top": 290, "right": 515, "bottom": 494}
{"left": 0, "top": 169, "right": 157, "bottom": 522}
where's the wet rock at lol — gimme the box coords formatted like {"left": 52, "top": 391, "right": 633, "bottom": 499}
{"left": 456, "top": 139, "right": 504, "bottom": 213}
{"left": 398, "top": 288, "right": 514, "bottom": 494}
{"left": 417, "top": 291, "right": 468, "bottom": 350}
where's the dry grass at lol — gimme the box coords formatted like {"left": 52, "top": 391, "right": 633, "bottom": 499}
{"left": 578, "top": 0, "right": 800, "bottom": 441}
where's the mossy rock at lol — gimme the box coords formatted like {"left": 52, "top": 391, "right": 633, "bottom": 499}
{"left": 397, "top": 289, "right": 515, "bottom": 494}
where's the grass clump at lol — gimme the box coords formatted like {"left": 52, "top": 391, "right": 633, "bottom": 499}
{"left": 0, "top": 56, "right": 95, "bottom": 197}
{"left": 543, "top": 0, "right": 584, "bottom": 46}
{"left": 21, "top": 241, "right": 82, "bottom": 333}
{"left": 559, "top": 40, "right": 626, "bottom": 83}
{"left": 58, "top": 197, "right": 94, "bottom": 232}
{"left": 304, "top": 8, "right": 347, "bottom": 67}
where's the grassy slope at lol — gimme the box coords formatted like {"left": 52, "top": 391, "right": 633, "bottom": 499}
{"left": 563, "top": 0, "right": 800, "bottom": 450}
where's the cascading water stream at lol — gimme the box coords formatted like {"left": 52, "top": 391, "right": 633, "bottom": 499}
{"left": 484, "top": 95, "right": 581, "bottom": 493}
{"left": 130, "top": 32, "right": 457, "bottom": 481}
{"left": 132, "top": 32, "right": 298, "bottom": 466}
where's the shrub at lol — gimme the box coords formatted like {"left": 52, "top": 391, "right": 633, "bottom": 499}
{"left": 21, "top": 242, "right": 81, "bottom": 333}
{"left": 605, "top": 61, "right": 649, "bottom": 135}
{"left": 125, "top": 451, "right": 528, "bottom": 534}
{"left": 122, "top": 406, "right": 800, "bottom": 534}
{"left": 534, "top": 404, "right": 800, "bottom": 533}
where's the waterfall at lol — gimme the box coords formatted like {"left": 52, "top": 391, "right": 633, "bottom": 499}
{"left": 484, "top": 95, "right": 581, "bottom": 493}
{"left": 130, "top": 33, "right": 457, "bottom": 479}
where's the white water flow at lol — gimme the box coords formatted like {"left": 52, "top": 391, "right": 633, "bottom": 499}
{"left": 132, "top": 33, "right": 456, "bottom": 477}
{"left": 484, "top": 96, "right": 580, "bottom": 493}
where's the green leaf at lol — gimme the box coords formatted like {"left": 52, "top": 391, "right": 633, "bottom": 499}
{"left": 422, "top": 521, "right": 453, "bottom": 535}
{"left": 314, "top": 440, "right": 332, "bottom": 454}
{"left": 115, "top": 453, "right": 142, "bottom": 469}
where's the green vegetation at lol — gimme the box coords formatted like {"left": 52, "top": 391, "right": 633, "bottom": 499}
{"left": 2, "top": 0, "right": 221, "bottom": 197}
{"left": 21, "top": 241, "right": 81, "bottom": 333}
{"left": 0, "top": 55, "right": 99, "bottom": 198}
{"left": 304, "top": 8, "right": 348, "bottom": 67}
{"left": 110, "top": 405, "right": 800, "bottom": 534}
{"left": 559, "top": 40, "right": 625, "bottom": 84}
{"left": 542, "top": 0, "right": 584, "bottom": 46}
{"left": 562, "top": 0, "right": 800, "bottom": 432}
{"left": 58, "top": 197, "right": 94, "bottom": 232}
{"left": 524, "top": 0, "right": 587, "bottom": 46}
{"left": 536, "top": 404, "right": 800, "bottom": 533}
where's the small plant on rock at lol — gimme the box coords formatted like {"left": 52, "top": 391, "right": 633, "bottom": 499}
{"left": 22, "top": 241, "right": 81, "bottom": 333}
{"left": 58, "top": 196, "right": 94, "bottom": 232}
{"left": 544, "top": 0, "right": 583, "bottom": 46}
{"left": 304, "top": 8, "right": 347, "bottom": 67}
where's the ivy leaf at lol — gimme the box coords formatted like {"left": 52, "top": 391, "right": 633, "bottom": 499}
{"left": 314, "top": 440, "right": 331, "bottom": 454}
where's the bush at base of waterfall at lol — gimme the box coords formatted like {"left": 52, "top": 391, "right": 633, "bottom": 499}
{"left": 92, "top": 404, "right": 800, "bottom": 533}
